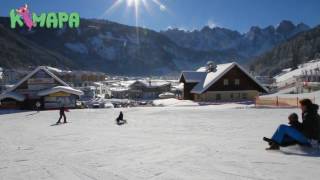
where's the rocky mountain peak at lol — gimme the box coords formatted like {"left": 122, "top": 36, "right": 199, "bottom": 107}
{"left": 263, "top": 25, "right": 276, "bottom": 34}
{"left": 201, "top": 26, "right": 213, "bottom": 33}
{"left": 162, "top": 20, "right": 311, "bottom": 59}
{"left": 276, "top": 20, "right": 296, "bottom": 35}
{"left": 247, "top": 26, "right": 262, "bottom": 35}
{"left": 296, "top": 23, "right": 310, "bottom": 31}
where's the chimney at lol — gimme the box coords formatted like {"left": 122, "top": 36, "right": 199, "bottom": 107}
{"left": 206, "top": 61, "right": 217, "bottom": 73}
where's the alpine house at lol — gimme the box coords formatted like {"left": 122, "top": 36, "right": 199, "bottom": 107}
{"left": 179, "top": 62, "right": 268, "bottom": 101}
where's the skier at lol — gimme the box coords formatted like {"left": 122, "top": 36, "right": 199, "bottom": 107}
{"left": 264, "top": 99, "right": 320, "bottom": 150}
{"left": 116, "top": 111, "right": 126, "bottom": 125}
{"left": 56, "top": 106, "right": 67, "bottom": 124}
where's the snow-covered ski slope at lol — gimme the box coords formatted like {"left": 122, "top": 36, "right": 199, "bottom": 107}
{"left": 0, "top": 106, "right": 320, "bottom": 180}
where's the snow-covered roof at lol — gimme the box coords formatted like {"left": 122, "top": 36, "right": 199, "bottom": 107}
{"left": 93, "top": 82, "right": 104, "bottom": 86}
{"left": 275, "top": 60, "right": 320, "bottom": 83}
{"left": 173, "top": 83, "right": 184, "bottom": 91}
{"left": 4, "top": 66, "right": 69, "bottom": 94}
{"left": 196, "top": 66, "right": 207, "bottom": 72}
{"left": 129, "top": 80, "right": 171, "bottom": 88}
{"left": 46, "top": 66, "right": 63, "bottom": 73}
{"left": 192, "top": 63, "right": 236, "bottom": 93}
{"left": 141, "top": 80, "right": 170, "bottom": 87}
{"left": 109, "top": 87, "right": 129, "bottom": 92}
{"left": 180, "top": 62, "right": 268, "bottom": 94}
{"left": 179, "top": 71, "right": 207, "bottom": 83}
{"left": 0, "top": 92, "right": 25, "bottom": 102}
{"left": 120, "top": 80, "right": 136, "bottom": 87}
{"left": 37, "top": 86, "right": 84, "bottom": 96}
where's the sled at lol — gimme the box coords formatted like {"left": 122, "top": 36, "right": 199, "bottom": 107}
{"left": 116, "top": 119, "right": 127, "bottom": 126}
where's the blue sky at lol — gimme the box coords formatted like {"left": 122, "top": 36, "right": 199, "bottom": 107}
{"left": 1, "top": 0, "right": 319, "bottom": 32}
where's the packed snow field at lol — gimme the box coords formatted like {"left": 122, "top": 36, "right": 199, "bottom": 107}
{"left": 0, "top": 106, "right": 320, "bottom": 180}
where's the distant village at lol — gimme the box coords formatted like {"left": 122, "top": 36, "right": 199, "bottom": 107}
{"left": 1, "top": 59, "right": 320, "bottom": 110}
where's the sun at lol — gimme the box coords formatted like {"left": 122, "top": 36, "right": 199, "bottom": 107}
{"left": 104, "top": 0, "right": 167, "bottom": 20}
{"left": 127, "top": 0, "right": 141, "bottom": 7}
{"left": 102, "top": 0, "right": 167, "bottom": 42}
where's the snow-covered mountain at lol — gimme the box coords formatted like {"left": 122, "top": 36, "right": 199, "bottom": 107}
{"left": 161, "top": 27, "right": 242, "bottom": 52}
{"left": 250, "top": 25, "right": 320, "bottom": 76}
{"left": 0, "top": 17, "right": 312, "bottom": 75}
{"left": 161, "top": 20, "right": 310, "bottom": 58}
{"left": 0, "top": 18, "right": 241, "bottom": 75}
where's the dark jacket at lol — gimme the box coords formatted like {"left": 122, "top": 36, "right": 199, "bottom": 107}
{"left": 302, "top": 104, "right": 320, "bottom": 140}
{"left": 289, "top": 120, "right": 303, "bottom": 132}
{"left": 118, "top": 112, "right": 123, "bottom": 120}
{"left": 59, "top": 107, "right": 65, "bottom": 115}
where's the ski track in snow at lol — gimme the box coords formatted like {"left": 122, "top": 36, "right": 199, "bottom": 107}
{"left": 0, "top": 107, "right": 320, "bottom": 180}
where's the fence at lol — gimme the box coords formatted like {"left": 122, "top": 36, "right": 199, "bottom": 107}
{"left": 255, "top": 96, "right": 316, "bottom": 108}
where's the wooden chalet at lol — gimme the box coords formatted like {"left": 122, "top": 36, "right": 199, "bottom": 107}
{"left": 179, "top": 62, "right": 268, "bottom": 101}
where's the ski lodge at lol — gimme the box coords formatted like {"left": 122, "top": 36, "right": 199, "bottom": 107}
{"left": 179, "top": 62, "right": 268, "bottom": 101}
{"left": 0, "top": 66, "right": 83, "bottom": 109}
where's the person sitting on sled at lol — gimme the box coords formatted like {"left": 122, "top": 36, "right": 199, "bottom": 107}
{"left": 264, "top": 99, "right": 320, "bottom": 150}
{"left": 116, "top": 111, "right": 126, "bottom": 125}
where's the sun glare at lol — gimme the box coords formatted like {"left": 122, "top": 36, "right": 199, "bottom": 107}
{"left": 104, "top": 0, "right": 167, "bottom": 21}
{"left": 102, "top": 0, "right": 167, "bottom": 43}
{"left": 127, "top": 0, "right": 140, "bottom": 7}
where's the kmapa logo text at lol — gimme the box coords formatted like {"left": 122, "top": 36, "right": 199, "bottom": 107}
{"left": 10, "top": 4, "right": 80, "bottom": 30}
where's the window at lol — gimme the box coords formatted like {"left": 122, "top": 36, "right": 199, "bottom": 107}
{"left": 242, "top": 93, "right": 247, "bottom": 99}
{"left": 216, "top": 94, "right": 221, "bottom": 100}
{"left": 223, "top": 79, "right": 229, "bottom": 86}
{"left": 235, "top": 79, "right": 240, "bottom": 86}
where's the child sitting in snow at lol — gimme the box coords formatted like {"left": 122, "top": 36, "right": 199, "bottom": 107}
{"left": 287, "top": 113, "right": 302, "bottom": 131}
{"left": 263, "top": 113, "right": 305, "bottom": 149}
{"left": 264, "top": 97, "right": 320, "bottom": 151}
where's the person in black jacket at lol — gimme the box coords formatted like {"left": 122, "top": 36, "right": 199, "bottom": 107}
{"left": 299, "top": 99, "right": 320, "bottom": 140}
{"left": 56, "top": 106, "right": 67, "bottom": 124}
{"left": 264, "top": 99, "right": 320, "bottom": 150}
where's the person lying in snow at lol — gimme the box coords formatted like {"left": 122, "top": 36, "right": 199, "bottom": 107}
{"left": 116, "top": 111, "right": 127, "bottom": 125}
{"left": 264, "top": 99, "right": 320, "bottom": 150}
